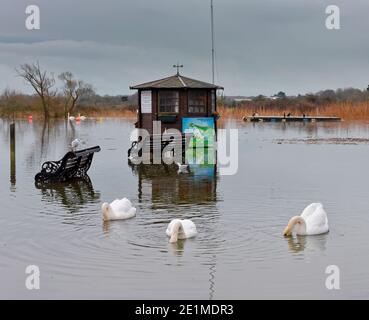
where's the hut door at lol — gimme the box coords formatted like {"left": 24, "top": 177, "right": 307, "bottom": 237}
{"left": 141, "top": 90, "right": 153, "bottom": 134}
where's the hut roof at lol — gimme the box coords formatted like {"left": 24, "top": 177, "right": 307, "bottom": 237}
{"left": 130, "top": 73, "right": 223, "bottom": 90}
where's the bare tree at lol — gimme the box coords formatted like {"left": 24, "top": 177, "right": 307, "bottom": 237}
{"left": 58, "top": 72, "right": 94, "bottom": 116}
{"left": 16, "top": 62, "right": 56, "bottom": 118}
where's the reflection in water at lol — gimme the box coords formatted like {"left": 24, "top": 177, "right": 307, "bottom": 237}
{"left": 286, "top": 236, "right": 306, "bottom": 253}
{"left": 169, "top": 239, "right": 185, "bottom": 256}
{"left": 129, "top": 162, "right": 217, "bottom": 205}
{"left": 39, "top": 119, "right": 77, "bottom": 158}
{"left": 129, "top": 161, "right": 219, "bottom": 299}
{"left": 35, "top": 176, "right": 100, "bottom": 212}
{"left": 102, "top": 220, "right": 111, "bottom": 234}
{"left": 39, "top": 120, "right": 50, "bottom": 158}
{"left": 24, "top": 119, "right": 80, "bottom": 170}
{"left": 252, "top": 121, "right": 321, "bottom": 137}
{"left": 9, "top": 123, "right": 16, "bottom": 190}
{"left": 286, "top": 234, "right": 328, "bottom": 254}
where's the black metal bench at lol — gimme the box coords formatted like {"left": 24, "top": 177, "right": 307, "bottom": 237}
{"left": 35, "top": 146, "right": 101, "bottom": 184}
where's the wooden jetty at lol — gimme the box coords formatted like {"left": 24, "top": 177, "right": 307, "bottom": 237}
{"left": 243, "top": 115, "right": 341, "bottom": 123}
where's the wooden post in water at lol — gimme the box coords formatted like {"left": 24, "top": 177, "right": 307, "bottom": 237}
{"left": 10, "top": 123, "right": 16, "bottom": 186}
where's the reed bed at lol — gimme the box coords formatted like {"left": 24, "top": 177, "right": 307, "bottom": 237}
{"left": 217, "top": 101, "right": 369, "bottom": 121}
{"left": 0, "top": 104, "right": 137, "bottom": 120}
{"left": 79, "top": 107, "right": 137, "bottom": 119}
{"left": 2, "top": 98, "right": 369, "bottom": 122}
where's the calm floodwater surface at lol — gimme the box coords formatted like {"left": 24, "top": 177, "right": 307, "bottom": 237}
{"left": 1, "top": 118, "right": 369, "bottom": 299}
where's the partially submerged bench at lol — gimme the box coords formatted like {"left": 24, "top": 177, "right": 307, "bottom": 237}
{"left": 128, "top": 133, "right": 194, "bottom": 160}
{"left": 35, "top": 146, "right": 101, "bottom": 184}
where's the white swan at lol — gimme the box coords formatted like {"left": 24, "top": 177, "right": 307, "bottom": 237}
{"left": 166, "top": 219, "right": 197, "bottom": 243}
{"left": 70, "top": 138, "right": 80, "bottom": 150}
{"left": 283, "top": 203, "right": 329, "bottom": 236}
{"left": 67, "top": 113, "right": 75, "bottom": 121}
{"left": 176, "top": 162, "right": 189, "bottom": 174}
{"left": 77, "top": 113, "right": 87, "bottom": 121}
{"left": 101, "top": 198, "right": 136, "bottom": 221}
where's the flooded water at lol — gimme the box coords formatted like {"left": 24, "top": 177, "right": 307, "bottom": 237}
{"left": 1, "top": 118, "right": 369, "bottom": 299}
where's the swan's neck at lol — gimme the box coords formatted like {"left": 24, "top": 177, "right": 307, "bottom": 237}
{"left": 285, "top": 216, "right": 306, "bottom": 236}
{"left": 170, "top": 221, "right": 182, "bottom": 243}
{"left": 102, "top": 204, "right": 110, "bottom": 221}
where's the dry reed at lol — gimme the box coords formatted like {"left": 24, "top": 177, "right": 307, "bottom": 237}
{"left": 3, "top": 98, "right": 369, "bottom": 122}
{"left": 217, "top": 101, "right": 369, "bottom": 121}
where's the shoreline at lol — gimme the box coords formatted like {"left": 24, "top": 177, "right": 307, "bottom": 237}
{"left": 2, "top": 102, "right": 369, "bottom": 122}
{"left": 2, "top": 116, "right": 369, "bottom": 126}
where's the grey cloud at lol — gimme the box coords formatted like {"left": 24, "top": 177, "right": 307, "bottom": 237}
{"left": 1, "top": 0, "right": 369, "bottom": 95}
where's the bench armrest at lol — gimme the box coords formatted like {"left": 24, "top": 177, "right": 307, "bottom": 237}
{"left": 41, "top": 160, "right": 61, "bottom": 174}
{"left": 74, "top": 146, "right": 101, "bottom": 157}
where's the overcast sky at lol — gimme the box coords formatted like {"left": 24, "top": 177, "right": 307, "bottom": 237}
{"left": 1, "top": 0, "right": 369, "bottom": 96}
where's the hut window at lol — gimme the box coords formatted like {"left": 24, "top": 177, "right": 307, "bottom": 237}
{"left": 188, "top": 90, "right": 207, "bottom": 113}
{"left": 159, "top": 91, "right": 179, "bottom": 113}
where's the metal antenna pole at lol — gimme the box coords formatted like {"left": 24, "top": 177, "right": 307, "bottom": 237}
{"left": 211, "top": 0, "right": 215, "bottom": 84}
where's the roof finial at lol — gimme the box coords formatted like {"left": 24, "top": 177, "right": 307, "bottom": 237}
{"left": 173, "top": 63, "right": 183, "bottom": 75}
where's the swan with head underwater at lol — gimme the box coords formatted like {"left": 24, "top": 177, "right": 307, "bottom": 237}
{"left": 101, "top": 198, "right": 136, "bottom": 221}
{"left": 283, "top": 203, "right": 329, "bottom": 236}
{"left": 166, "top": 219, "right": 197, "bottom": 243}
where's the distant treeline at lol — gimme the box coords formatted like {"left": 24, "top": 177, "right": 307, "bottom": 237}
{"left": 78, "top": 93, "right": 138, "bottom": 107}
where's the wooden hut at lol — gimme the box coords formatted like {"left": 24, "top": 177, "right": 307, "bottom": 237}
{"left": 130, "top": 71, "right": 223, "bottom": 134}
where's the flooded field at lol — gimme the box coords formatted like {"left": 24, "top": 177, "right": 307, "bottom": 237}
{"left": 1, "top": 118, "right": 369, "bottom": 299}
